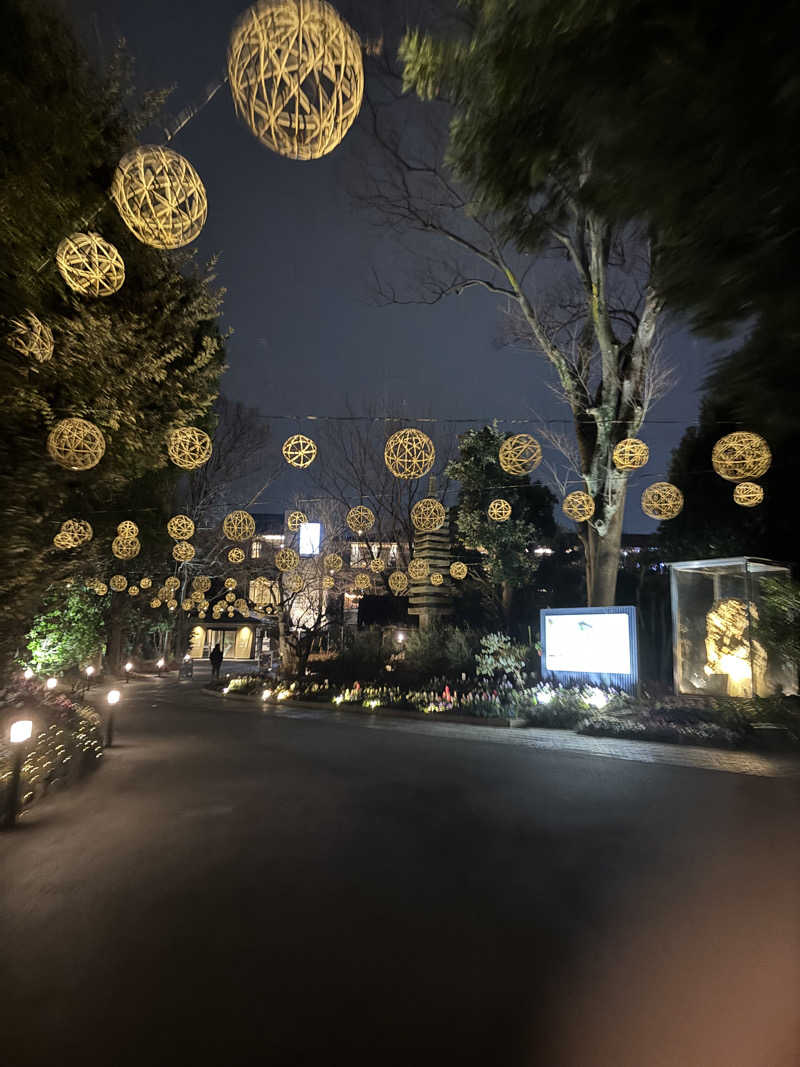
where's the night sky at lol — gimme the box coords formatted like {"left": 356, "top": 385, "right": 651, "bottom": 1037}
{"left": 67, "top": 0, "right": 728, "bottom": 532}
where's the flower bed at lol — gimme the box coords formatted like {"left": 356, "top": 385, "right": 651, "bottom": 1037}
{"left": 1, "top": 683, "right": 104, "bottom": 820}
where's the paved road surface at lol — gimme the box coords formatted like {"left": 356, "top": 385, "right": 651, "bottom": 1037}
{"left": 2, "top": 677, "right": 799, "bottom": 1066}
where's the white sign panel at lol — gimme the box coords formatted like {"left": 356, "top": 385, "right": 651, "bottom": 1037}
{"left": 545, "top": 612, "right": 632, "bottom": 675}
{"left": 298, "top": 522, "right": 321, "bottom": 556}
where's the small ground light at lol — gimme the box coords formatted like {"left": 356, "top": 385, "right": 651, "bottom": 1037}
{"left": 124, "top": 661, "right": 132, "bottom": 684}
{"left": 157, "top": 658, "right": 165, "bottom": 668}
{"left": 105, "top": 690, "right": 120, "bottom": 747}
{"left": 107, "top": 689, "right": 121, "bottom": 705}
{"left": 10, "top": 719, "right": 33, "bottom": 744}
{"left": 85, "top": 665, "right": 95, "bottom": 690}
{"left": 261, "top": 689, "right": 272, "bottom": 700}
{"left": 396, "top": 631, "right": 406, "bottom": 642}
{"left": 46, "top": 677, "right": 57, "bottom": 690}
{"left": 4, "top": 720, "right": 33, "bottom": 828}
{"left": 23, "top": 667, "right": 33, "bottom": 680}
{"left": 85, "top": 665, "right": 95, "bottom": 676}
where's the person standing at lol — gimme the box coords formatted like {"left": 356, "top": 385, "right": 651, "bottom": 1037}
{"left": 209, "top": 642, "right": 223, "bottom": 680}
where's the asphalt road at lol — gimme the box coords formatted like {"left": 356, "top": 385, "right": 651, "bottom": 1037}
{"left": 2, "top": 677, "right": 799, "bottom": 1067}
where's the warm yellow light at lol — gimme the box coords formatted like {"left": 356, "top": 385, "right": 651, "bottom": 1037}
{"left": 10, "top": 720, "right": 33, "bottom": 743}
{"left": 107, "top": 689, "right": 121, "bottom": 705}
{"left": 46, "top": 677, "right": 58, "bottom": 690}
{"left": 23, "top": 668, "right": 34, "bottom": 680}
{"left": 125, "top": 662, "right": 133, "bottom": 672}
{"left": 157, "top": 658, "right": 165, "bottom": 669}
{"left": 717, "top": 654, "right": 752, "bottom": 686}
{"left": 85, "top": 665, "right": 95, "bottom": 676}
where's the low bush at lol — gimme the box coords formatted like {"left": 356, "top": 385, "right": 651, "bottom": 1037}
{"left": 576, "top": 714, "right": 743, "bottom": 748}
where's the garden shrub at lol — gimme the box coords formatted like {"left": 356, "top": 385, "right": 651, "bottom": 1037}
{"left": 402, "top": 625, "right": 478, "bottom": 680}
{"left": 475, "top": 632, "right": 527, "bottom": 686}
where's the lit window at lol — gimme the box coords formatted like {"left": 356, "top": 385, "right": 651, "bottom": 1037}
{"left": 251, "top": 541, "right": 262, "bottom": 558}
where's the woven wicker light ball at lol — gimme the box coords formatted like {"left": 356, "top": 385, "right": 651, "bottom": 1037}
{"left": 498, "top": 434, "right": 542, "bottom": 475}
{"left": 47, "top": 417, "right": 106, "bottom": 471}
{"left": 711, "top": 432, "right": 772, "bottom": 482}
{"left": 117, "top": 520, "right": 139, "bottom": 539}
{"left": 223, "top": 510, "right": 256, "bottom": 541}
{"left": 192, "top": 590, "right": 204, "bottom": 603}
{"left": 165, "top": 576, "right": 181, "bottom": 592}
{"left": 324, "top": 552, "right": 343, "bottom": 572}
{"left": 322, "top": 574, "right": 335, "bottom": 589}
{"left": 112, "top": 535, "right": 141, "bottom": 560}
{"left": 388, "top": 571, "right": 408, "bottom": 594}
{"left": 128, "top": 585, "right": 139, "bottom": 597}
{"left": 198, "top": 599, "right": 210, "bottom": 612}
{"left": 56, "top": 232, "right": 125, "bottom": 297}
{"left": 612, "top": 437, "right": 650, "bottom": 472}
{"left": 408, "top": 558, "right": 429, "bottom": 580}
{"left": 287, "top": 575, "right": 304, "bottom": 594}
{"left": 354, "top": 572, "right": 370, "bottom": 591}
{"left": 110, "top": 574, "right": 127, "bottom": 592}
{"left": 157, "top": 587, "right": 169, "bottom": 601}
{"left": 140, "top": 577, "right": 152, "bottom": 590}
{"left": 369, "top": 557, "right": 385, "bottom": 574}
{"left": 167, "top": 514, "right": 195, "bottom": 540}
{"left": 224, "top": 577, "right": 237, "bottom": 590}
{"left": 167, "top": 598, "right": 178, "bottom": 610}
{"left": 53, "top": 531, "right": 73, "bottom": 550}
{"left": 487, "top": 498, "right": 512, "bottom": 522}
{"left": 111, "top": 146, "right": 207, "bottom": 250}
{"left": 430, "top": 572, "right": 443, "bottom": 586}
{"left": 275, "top": 547, "right": 300, "bottom": 572}
{"left": 228, "top": 0, "right": 364, "bottom": 161}
{"left": 287, "top": 510, "right": 308, "bottom": 531}
{"left": 172, "top": 540, "right": 195, "bottom": 562}
{"left": 384, "top": 428, "right": 435, "bottom": 479}
{"left": 225, "top": 592, "right": 236, "bottom": 603}
{"left": 166, "top": 426, "right": 212, "bottom": 470}
{"left": 182, "top": 599, "right": 193, "bottom": 611}
{"left": 59, "top": 519, "right": 93, "bottom": 547}
{"left": 411, "top": 498, "right": 446, "bottom": 532}
{"left": 733, "top": 481, "right": 764, "bottom": 507}
{"left": 282, "top": 433, "right": 317, "bottom": 468}
{"left": 232, "top": 597, "right": 248, "bottom": 612}
{"left": 95, "top": 582, "right": 108, "bottom": 596}
{"left": 562, "top": 491, "right": 595, "bottom": 522}
{"left": 149, "top": 597, "right": 162, "bottom": 609}
{"left": 7, "top": 311, "right": 54, "bottom": 363}
{"left": 450, "top": 561, "right": 468, "bottom": 580}
{"left": 228, "top": 547, "right": 246, "bottom": 564}
{"left": 346, "top": 505, "right": 375, "bottom": 533}
{"left": 192, "top": 576, "right": 211, "bottom": 593}
{"left": 641, "top": 482, "right": 684, "bottom": 520}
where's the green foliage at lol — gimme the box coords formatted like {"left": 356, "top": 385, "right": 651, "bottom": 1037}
{"left": 404, "top": 625, "right": 477, "bottom": 679}
{"left": 0, "top": 0, "right": 226, "bottom": 673}
{"left": 755, "top": 578, "right": 800, "bottom": 675}
{"left": 447, "top": 425, "right": 556, "bottom": 591}
{"left": 25, "top": 582, "right": 105, "bottom": 674}
{"left": 400, "top": 1, "right": 800, "bottom": 339}
{"left": 474, "top": 632, "right": 527, "bottom": 687}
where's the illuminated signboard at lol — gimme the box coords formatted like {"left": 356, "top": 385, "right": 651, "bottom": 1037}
{"left": 299, "top": 522, "right": 321, "bottom": 556}
{"left": 540, "top": 606, "right": 638, "bottom": 692}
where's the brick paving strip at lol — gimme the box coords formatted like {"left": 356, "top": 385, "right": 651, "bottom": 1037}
{"left": 244, "top": 697, "right": 800, "bottom": 779}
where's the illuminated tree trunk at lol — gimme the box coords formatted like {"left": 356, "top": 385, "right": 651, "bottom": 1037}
{"left": 582, "top": 494, "right": 625, "bottom": 606}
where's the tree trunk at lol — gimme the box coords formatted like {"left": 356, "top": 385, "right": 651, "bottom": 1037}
{"left": 584, "top": 494, "right": 625, "bottom": 606}
{"left": 105, "top": 596, "right": 126, "bottom": 674}
{"left": 501, "top": 582, "right": 514, "bottom": 629}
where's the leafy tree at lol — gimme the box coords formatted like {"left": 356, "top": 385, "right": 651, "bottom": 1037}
{"left": 25, "top": 581, "right": 105, "bottom": 675}
{"left": 659, "top": 318, "right": 799, "bottom": 565}
{"left": 0, "top": 0, "right": 226, "bottom": 674}
{"left": 447, "top": 425, "right": 556, "bottom": 623}
{"left": 401, "top": 0, "right": 800, "bottom": 339}
{"left": 361, "top": 13, "right": 670, "bottom": 605}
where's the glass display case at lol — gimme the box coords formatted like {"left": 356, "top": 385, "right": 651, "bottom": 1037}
{"left": 669, "top": 558, "right": 795, "bottom": 697}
